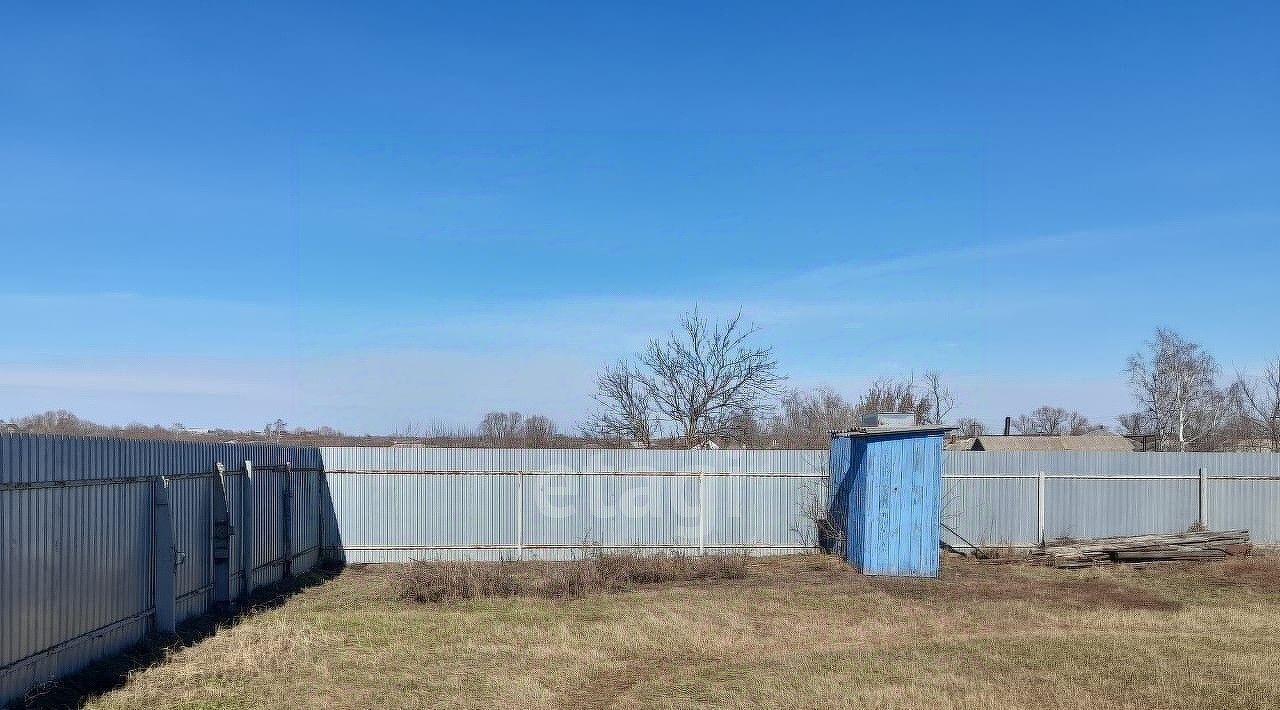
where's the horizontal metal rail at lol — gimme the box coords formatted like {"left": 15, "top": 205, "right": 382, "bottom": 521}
{"left": 176, "top": 584, "right": 213, "bottom": 602}
{"left": 0, "top": 477, "right": 157, "bottom": 491}
{"left": 943, "top": 474, "right": 1280, "bottom": 481}
{"left": 328, "top": 543, "right": 811, "bottom": 551}
{"left": 0, "top": 467, "right": 324, "bottom": 491}
{"left": 326, "top": 469, "right": 825, "bottom": 477}
{"left": 0, "top": 607, "right": 154, "bottom": 675}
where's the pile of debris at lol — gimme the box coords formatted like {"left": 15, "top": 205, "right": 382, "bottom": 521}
{"left": 1030, "top": 530, "right": 1252, "bottom": 568}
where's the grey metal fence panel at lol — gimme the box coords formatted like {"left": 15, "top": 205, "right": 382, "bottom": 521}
{"left": 290, "top": 467, "right": 323, "bottom": 574}
{"left": 251, "top": 469, "right": 286, "bottom": 589}
{"left": 940, "top": 476, "right": 1037, "bottom": 548}
{"left": 704, "top": 474, "right": 823, "bottom": 550}
{"left": 944, "top": 451, "right": 1280, "bottom": 476}
{"left": 170, "top": 475, "right": 213, "bottom": 623}
{"left": 1045, "top": 478, "right": 1199, "bottom": 539}
{"left": 943, "top": 451, "right": 1280, "bottom": 546}
{"left": 9, "top": 440, "right": 1280, "bottom": 706}
{"left": 319, "top": 447, "right": 830, "bottom": 475}
{"left": 523, "top": 473, "right": 700, "bottom": 553}
{"left": 224, "top": 470, "right": 246, "bottom": 600}
{"left": 324, "top": 472, "right": 518, "bottom": 563}
{"left": 0, "top": 433, "right": 321, "bottom": 707}
{"left": 320, "top": 448, "right": 830, "bottom": 563}
{"left": 1210, "top": 479, "right": 1280, "bottom": 542}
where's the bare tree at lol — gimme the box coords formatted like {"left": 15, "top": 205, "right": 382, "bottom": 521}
{"left": 858, "top": 376, "right": 930, "bottom": 424}
{"left": 13, "top": 409, "right": 103, "bottom": 435}
{"left": 479, "top": 411, "right": 524, "bottom": 445}
{"left": 920, "top": 370, "right": 955, "bottom": 425}
{"left": 264, "top": 418, "right": 287, "bottom": 444}
{"left": 767, "top": 387, "right": 860, "bottom": 448}
{"left": 582, "top": 361, "right": 655, "bottom": 444}
{"left": 522, "top": 414, "right": 557, "bottom": 447}
{"left": 590, "top": 309, "right": 784, "bottom": 447}
{"left": 640, "top": 310, "right": 784, "bottom": 446}
{"left": 1229, "top": 357, "right": 1280, "bottom": 452}
{"left": 954, "top": 417, "right": 984, "bottom": 438}
{"left": 1011, "top": 406, "right": 1105, "bottom": 435}
{"left": 1125, "top": 328, "right": 1227, "bottom": 451}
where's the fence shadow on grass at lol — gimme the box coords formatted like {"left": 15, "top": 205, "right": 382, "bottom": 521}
{"left": 14, "top": 564, "right": 345, "bottom": 710}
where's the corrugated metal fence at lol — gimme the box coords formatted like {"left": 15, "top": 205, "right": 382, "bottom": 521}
{"left": 942, "top": 451, "right": 1280, "bottom": 547}
{"left": 0, "top": 434, "right": 323, "bottom": 706}
{"left": 319, "top": 447, "right": 830, "bottom": 562}
{"left": 7, "top": 441, "right": 1280, "bottom": 705}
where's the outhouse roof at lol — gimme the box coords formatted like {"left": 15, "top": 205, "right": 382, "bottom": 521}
{"left": 830, "top": 425, "right": 955, "bottom": 439}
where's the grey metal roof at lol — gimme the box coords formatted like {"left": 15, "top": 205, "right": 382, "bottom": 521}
{"left": 971, "top": 434, "right": 1136, "bottom": 452}
{"left": 831, "top": 425, "right": 955, "bottom": 438}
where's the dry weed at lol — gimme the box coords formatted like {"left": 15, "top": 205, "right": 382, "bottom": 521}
{"left": 392, "top": 551, "right": 749, "bottom": 603}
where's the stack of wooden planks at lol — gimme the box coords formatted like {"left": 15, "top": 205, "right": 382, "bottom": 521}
{"left": 1030, "top": 530, "right": 1251, "bottom": 568}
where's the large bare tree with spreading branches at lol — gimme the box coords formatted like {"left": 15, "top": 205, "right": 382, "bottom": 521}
{"left": 1124, "top": 328, "right": 1227, "bottom": 451}
{"left": 583, "top": 361, "right": 655, "bottom": 444}
{"left": 1229, "top": 357, "right": 1280, "bottom": 452}
{"left": 585, "top": 309, "right": 784, "bottom": 446}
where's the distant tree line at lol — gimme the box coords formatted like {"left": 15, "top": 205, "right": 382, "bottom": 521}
{"left": 4, "top": 313, "right": 1276, "bottom": 452}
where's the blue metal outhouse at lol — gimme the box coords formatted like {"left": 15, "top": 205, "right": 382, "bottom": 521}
{"left": 828, "top": 415, "right": 952, "bottom": 577}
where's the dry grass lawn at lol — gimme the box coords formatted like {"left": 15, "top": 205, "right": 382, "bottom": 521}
{"left": 72, "top": 554, "right": 1280, "bottom": 709}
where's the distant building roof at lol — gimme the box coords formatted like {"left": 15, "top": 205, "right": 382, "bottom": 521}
{"left": 831, "top": 424, "right": 954, "bottom": 439}
{"left": 944, "top": 437, "right": 977, "bottom": 451}
{"left": 967, "top": 434, "right": 1136, "bottom": 452}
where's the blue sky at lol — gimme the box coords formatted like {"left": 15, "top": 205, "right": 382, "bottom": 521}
{"left": 1, "top": 1, "right": 1278, "bottom": 433}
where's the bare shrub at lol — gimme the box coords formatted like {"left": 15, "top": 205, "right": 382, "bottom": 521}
{"left": 393, "top": 552, "right": 749, "bottom": 604}
{"left": 392, "top": 559, "right": 523, "bottom": 603}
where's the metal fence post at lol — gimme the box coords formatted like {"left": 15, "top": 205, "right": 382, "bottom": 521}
{"left": 698, "top": 471, "right": 706, "bottom": 556}
{"left": 516, "top": 470, "right": 524, "bottom": 560}
{"left": 240, "top": 461, "right": 255, "bottom": 599}
{"left": 1198, "top": 467, "right": 1208, "bottom": 528}
{"left": 1036, "top": 470, "right": 1046, "bottom": 546}
{"left": 211, "top": 463, "right": 233, "bottom": 607}
{"left": 282, "top": 461, "right": 294, "bottom": 578}
{"left": 152, "top": 476, "right": 176, "bottom": 633}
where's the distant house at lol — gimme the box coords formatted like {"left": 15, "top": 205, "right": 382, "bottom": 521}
{"left": 953, "top": 434, "right": 1136, "bottom": 452}
{"left": 945, "top": 437, "right": 977, "bottom": 451}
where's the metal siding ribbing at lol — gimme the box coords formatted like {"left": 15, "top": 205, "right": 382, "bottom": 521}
{"left": 290, "top": 468, "right": 322, "bottom": 572}
{"left": 169, "top": 476, "right": 213, "bottom": 623}
{"left": 943, "top": 451, "right": 1280, "bottom": 546}
{"left": 0, "top": 433, "right": 319, "bottom": 707}
{"left": 704, "top": 474, "right": 820, "bottom": 550}
{"left": 524, "top": 473, "right": 700, "bottom": 549}
{"left": 327, "top": 472, "right": 517, "bottom": 547}
{"left": 251, "top": 469, "right": 285, "bottom": 589}
{"left": 1045, "top": 478, "right": 1198, "bottom": 539}
{"left": 0, "top": 479, "right": 153, "bottom": 703}
{"left": 944, "top": 451, "right": 1280, "bottom": 476}
{"left": 224, "top": 470, "right": 245, "bottom": 593}
{"left": 320, "top": 448, "right": 828, "bottom": 562}
{"left": 941, "top": 477, "right": 1037, "bottom": 547}
{"left": 1209, "top": 479, "right": 1280, "bottom": 541}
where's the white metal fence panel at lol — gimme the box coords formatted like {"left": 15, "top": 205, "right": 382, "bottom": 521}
{"left": 942, "top": 451, "right": 1280, "bottom": 547}
{"left": 1208, "top": 478, "right": 1280, "bottom": 542}
{"left": 319, "top": 448, "right": 828, "bottom": 562}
